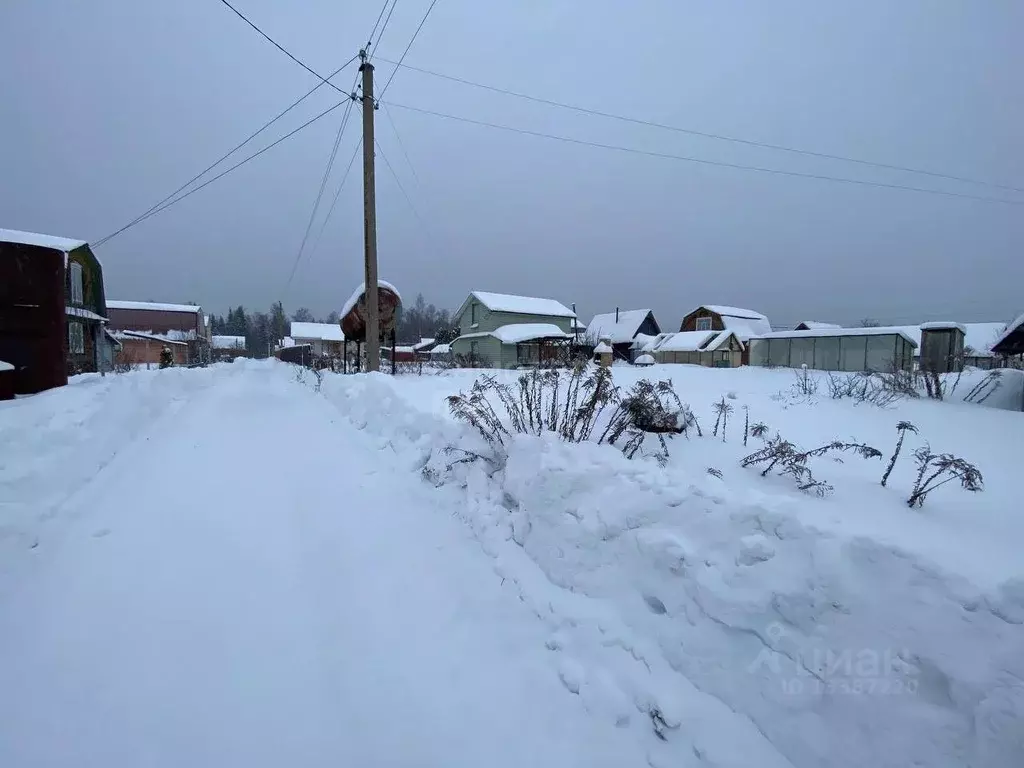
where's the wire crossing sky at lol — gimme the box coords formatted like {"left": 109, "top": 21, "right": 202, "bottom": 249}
{"left": 2, "top": 0, "right": 1021, "bottom": 328}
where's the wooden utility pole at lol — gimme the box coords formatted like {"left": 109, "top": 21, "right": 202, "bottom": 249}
{"left": 359, "top": 49, "right": 381, "bottom": 372}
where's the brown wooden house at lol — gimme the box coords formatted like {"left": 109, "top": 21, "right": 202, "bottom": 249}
{"left": 1, "top": 228, "right": 111, "bottom": 394}
{"left": 679, "top": 305, "right": 772, "bottom": 365}
{"left": 106, "top": 301, "right": 210, "bottom": 366}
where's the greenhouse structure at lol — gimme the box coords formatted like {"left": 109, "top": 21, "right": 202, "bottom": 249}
{"left": 748, "top": 327, "right": 918, "bottom": 372}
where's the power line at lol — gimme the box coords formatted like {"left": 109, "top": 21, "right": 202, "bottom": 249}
{"left": 375, "top": 57, "right": 1024, "bottom": 195}
{"left": 366, "top": 0, "right": 391, "bottom": 48}
{"left": 376, "top": 0, "right": 441, "bottom": 100}
{"left": 94, "top": 54, "right": 360, "bottom": 248}
{"left": 217, "top": 0, "right": 349, "bottom": 96}
{"left": 384, "top": 100, "right": 1024, "bottom": 206}
{"left": 308, "top": 138, "right": 363, "bottom": 260}
{"left": 381, "top": 100, "right": 420, "bottom": 185}
{"left": 98, "top": 99, "right": 351, "bottom": 244}
{"left": 370, "top": 0, "right": 400, "bottom": 57}
{"left": 374, "top": 137, "right": 432, "bottom": 235}
{"left": 285, "top": 97, "right": 357, "bottom": 293}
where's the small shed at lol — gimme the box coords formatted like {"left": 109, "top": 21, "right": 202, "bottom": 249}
{"left": 919, "top": 322, "right": 966, "bottom": 373}
{"left": 748, "top": 327, "right": 917, "bottom": 372}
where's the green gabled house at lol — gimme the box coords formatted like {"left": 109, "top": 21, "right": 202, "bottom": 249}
{"left": 449, "top": 290, "right": 577, "bottom": 368}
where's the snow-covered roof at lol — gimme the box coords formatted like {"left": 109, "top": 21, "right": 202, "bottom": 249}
{"left": 0, "top": 228, "right": 86, "bottom": 253}
{"left": 412, "top": 338, "right": 436, "bottom": 351}
{"left": 752, "top": 327, "right": 919, "bottom": 347}
{"left": 706, "top": 329, "right": 743, "bottom": 350}
{"left": 107, "top": 300, "right": 203, "bottom": 314}
{"left": 650, "top": 331, "right": 716, "bottom": 353}
{"left": 634, "top": 353, "right": 655, "bottom": 366}
{"left": 458, "top": 323, "right": 571, "bottom": 345}
{"left": 795, "top": 321, "right": 842, "bottom": 330}
{"left": 290, "top": 322, "right": 344, "bottom": 342}
{"left": 688, "top": 305, "right": 771, "bottom": 339}
{"left": 113, "top": 330, "right": 188, "bottom": 346}
{"left": 280, "top": 336, "right": 296, "bottom": 348}
{"left": 340, "top": 280, "right": 402, "bottom": 320}
{"left": 649, "top": 329, "right": 742, "bottom": 353}
{"left": 0, "top": 360, "right": 14, "bottom": 373}
{"left": 594, "top": 340, "right": 613, "bottom": 354}
{"left": 585, "top": 309, "right": 655, "bottom": 344}
{"left": 65, "top": 306, "right": 107, "bottom": 322}
{"left": 466, "top": 291, "right": 575, "bottom": 319}
{"left": 212, "top": 335, "right": 246, "bottom": 349}
{"left": 991, "top": 314, "right": 1024, "bottom": 353}
{"left": 429, "top": 343, "right": 451, "bottom": 355}
{"left": 629, "top": 333, "right": 657, "bottom": 350}
{"left": 701, "top": 305, "right": 767, "bottom": 321}
{"left": 920, "top": 322, "right": 967, "bottom": 332}
{"left": 492, "top": 323, "right": 570, "bottom": 344}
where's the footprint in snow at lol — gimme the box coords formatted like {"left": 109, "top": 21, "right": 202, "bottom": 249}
{"left": 643, "top": 594, "right": 668, "bottom": 615}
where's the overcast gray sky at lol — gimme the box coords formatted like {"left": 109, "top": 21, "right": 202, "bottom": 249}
{"left": 2, "top": 0, "right": 1022, "bottom": 328}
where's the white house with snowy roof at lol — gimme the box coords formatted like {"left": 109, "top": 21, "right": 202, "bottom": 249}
{"left": 290, "top": 321, "right": 344, "bottom": 357}
{"left": 584, "top": 308, "right": 661, "bottom": 361}
{"left": 449, "top": 291, "right": 576, "bottom": 368}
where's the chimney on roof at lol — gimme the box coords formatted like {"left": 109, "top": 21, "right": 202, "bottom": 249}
{"left": 615, "top": 307, "right": 619, "bottom": 323}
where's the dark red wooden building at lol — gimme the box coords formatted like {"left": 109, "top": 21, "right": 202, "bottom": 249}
{"left": 0, "top": 229, "right": 110, "bottom": 396}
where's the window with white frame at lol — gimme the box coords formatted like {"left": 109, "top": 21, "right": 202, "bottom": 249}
{"left": 69, "top": 322, "right": 85, "bottom": 354}
{"left": 70, "top": 262, "right": 84, "bottom": 305}
{"left": 695, "top": 316, "right": 712, "bottom": 331}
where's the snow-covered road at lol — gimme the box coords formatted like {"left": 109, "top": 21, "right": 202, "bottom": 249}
{"left": 0, "top": 367, "right": 641, "bottom": 767}
{"left": 4, "top": 361, "right": 1021, "bottom": 767}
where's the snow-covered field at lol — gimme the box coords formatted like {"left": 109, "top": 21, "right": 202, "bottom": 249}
{"left": 1, "top": 360, "right": 1022, "bottom": 767}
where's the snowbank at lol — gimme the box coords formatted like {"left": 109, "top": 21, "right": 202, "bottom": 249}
{"left": 318, "top": 363, "right": 1024, "bottom": 767}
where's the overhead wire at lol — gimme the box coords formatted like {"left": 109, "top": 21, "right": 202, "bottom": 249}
{"left": 365, "top": 0, "right": 391, "bottom": 49}
{"left": 284, "top": 96, "right": 358, "bottom": 293}
{"left": 381, "top": 100, "right": 421, "bottom": 185}
{"left": 99, "top": 99, "right": 353, "bottom": 243}
{"left": 374, "top": 137, "right": 432, "bottom": 236}
{"left": 93, "top": 54, "right": 360, "bottom": 248}
{"left": 217, "top": 0, "right": 349, "bottom": 96}
{"left": 308, "top": 138, "right": 364, "bottom": 260}
{"left": 374, "top": 57, "right": 1024, "bottom": 195}
{"left": 383, "top": 101, "right": 1024, "bottom": 206}
{"left": 370, "top": 0, "right": 400, "bottom": 58}
{"left": 376, "top": 0, "right": 441, "bottom": 100}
